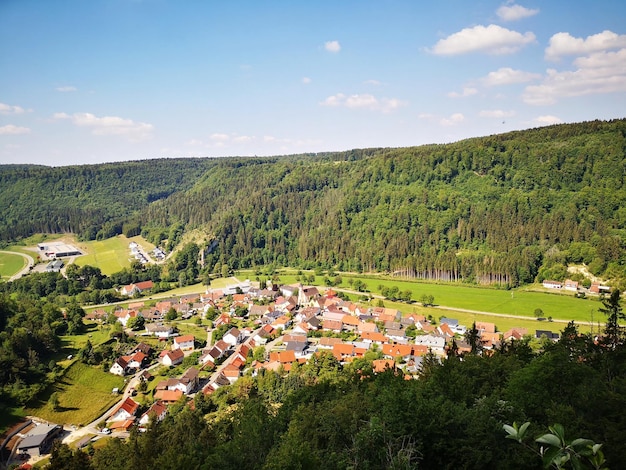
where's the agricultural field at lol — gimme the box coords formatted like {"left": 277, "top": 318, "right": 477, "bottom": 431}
{"left": 23, "top": 361, "right": 124, "bottom": 427}
{"left": 74, "top": 235, "right": 155, "bottom": 275}
{"left": 242, "top": 270, "right": 601, "bottom": 329}
{"left": 0, "top": 251, "right": 28, "bottom": 280}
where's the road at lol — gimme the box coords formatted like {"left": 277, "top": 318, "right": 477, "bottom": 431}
{"left": 1, "top": 250, "right": 35, "bottom": 281}
{"left": 203, "top": 326, "right": 261, "bottom": 390}
{"left": 431, "top": 304, "right": 604, "bottom": 327}
{"left": 61, "top": 362, "right": 161, "bottom": 446}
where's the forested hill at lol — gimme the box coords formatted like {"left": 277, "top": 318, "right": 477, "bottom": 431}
{"left": 0, "top": 158, "right": 216, "bottom": 240}
{"left": 2, "top": 119, "right": 626, "bottom": 287}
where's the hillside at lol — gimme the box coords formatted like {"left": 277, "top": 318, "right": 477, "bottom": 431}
{"left": 1, "top": 119, "right": 626, "bottom": 287}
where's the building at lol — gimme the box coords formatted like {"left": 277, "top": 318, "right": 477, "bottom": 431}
{"left": 172, "top": 334, "right": 195, "bottom": 351}
{"left": 37, "top": 242, "right": 82, "bottom": 259}
{"left": 17, "top": 423, "right": 62, "bottom": 458}
{"left": 108, "top": 397, "right": 139, "bottom": 422}
{"left": 45, "top": 259, "right": 64, "bottom": 272}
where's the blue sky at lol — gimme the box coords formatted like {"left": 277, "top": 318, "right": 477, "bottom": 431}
{"left": 1, "top": 0, "right": 625, "bottom": 166}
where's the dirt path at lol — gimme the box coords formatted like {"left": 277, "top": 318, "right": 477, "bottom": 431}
{"left": 432, "top": 304, "right": 602, "bottom": 327}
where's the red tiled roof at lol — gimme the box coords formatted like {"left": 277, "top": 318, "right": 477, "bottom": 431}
{"left": 174, "top": 334, "right": 195, "bottom": 344}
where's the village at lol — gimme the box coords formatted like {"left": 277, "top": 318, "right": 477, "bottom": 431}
{"left": 8, "top": 275, "right": 569, "bottom": 466}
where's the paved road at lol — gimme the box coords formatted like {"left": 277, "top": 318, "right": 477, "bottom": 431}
{"left": 203, "top": 327, "right": 261, "bottom": 390}
{"left": 61, "top": 362, "right": 161, "bottom": 446}
{"left": 1, "top": 250, "right": 35, "bottom": 281}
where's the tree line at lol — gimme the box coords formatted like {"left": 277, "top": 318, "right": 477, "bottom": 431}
{"left": 2, "top": 119, "right": 626, "bottom": 287}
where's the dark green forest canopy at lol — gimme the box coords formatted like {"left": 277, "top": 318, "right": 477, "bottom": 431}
{"left": 2, "top": 119, "right": 626, "bottom": 286}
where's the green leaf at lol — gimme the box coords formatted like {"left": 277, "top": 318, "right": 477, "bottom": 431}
{"left": 570, "top": 438, "right": 593, "bottom": 449}
{"left": 503, "top": 424, "right": 517, "bottom": 436}
{"left": 518, "top": 421, "right": 530, "bottom": 440}
{"left": 536, "top": 433, "right": 562, "bottom": 448}
{"left": 548, "top": 423, "right": 566, "bottom": 444}
{"left": 540, "top": 446, "right": 563, "bottom": 469}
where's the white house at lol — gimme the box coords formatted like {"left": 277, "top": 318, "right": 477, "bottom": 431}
{"left": 108, "top": 397, "right": 139, "bottom": 422}
{"left": 109, "top": 357, "right": 128, "bottom": 376}
{"left": 172, "top": 334, "right": 195, "bottom": 351}
{"left": 222, "top": 327, "right": 242, "bottom": 346}
{"left": 162, "top": 349, "right": 184, "bottom": 366}
{"left": 138, "top": 400, "right": 167, "bottom": 427}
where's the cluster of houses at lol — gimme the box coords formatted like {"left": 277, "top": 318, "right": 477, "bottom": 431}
{"left": 542, "top": 278, "right": 610, "bottom": 294}
{"left": 98, "top": 280, "right": 561, "bottom": 431}
{"left": 129, "top": 242, "right": 149, "bottom": 265}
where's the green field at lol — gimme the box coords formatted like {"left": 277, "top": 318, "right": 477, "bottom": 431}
{"left": 75, "top": 235, "right": 154, "bottom": 275}
{"left": 243, "top": 270, "right": 601, "bottom": 325}
{"left": 0, "top": 251, "right": 27, "bottom": 279}
{"left": 23, "top": 361, "right": 124, "bottom": 427}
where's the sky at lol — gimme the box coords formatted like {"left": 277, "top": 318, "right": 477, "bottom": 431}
{"left": 1, "top": 0, "right": 625, "bottom": 167}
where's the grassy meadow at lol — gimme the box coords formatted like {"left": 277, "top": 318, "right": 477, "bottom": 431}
{"left": 74, "top": 235, "right": 155, "bottom": 276}
{"left": 0, "top": 251, "right": 27, "bottom": 280}
{"left": 23, "top": 361, "right": 124, "bottom": 427}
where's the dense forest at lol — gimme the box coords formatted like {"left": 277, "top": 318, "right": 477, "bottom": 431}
{"left": 47, "top": 293, "right": 626, "bottom": 469}
{"left": 2, "top": 119, "right": 626, "bottom": 287}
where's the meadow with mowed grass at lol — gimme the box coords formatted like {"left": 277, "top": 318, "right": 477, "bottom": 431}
{"left": 250, "top": 270, "right": 601, "bottom": 324}
{"left": 0, "top": 251, "right": 27, "bottom": 279}
{"left": 74, "top": 235, "right": 155, "bottom": 276}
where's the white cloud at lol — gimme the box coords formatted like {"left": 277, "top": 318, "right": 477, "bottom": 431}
{"left": 209, "top": 133, "right": 230, "bottom": 142}
{"left": 481, "top": 67, "right": 541, "bottom": 86}
{"left": 325, "top": 40, "right": 341, "bottom": 53}
{"left": 496, "top": 3, "right": 539, "bottom": 22}
{"left": 0, "top": 102, "right": 27, "bottom": 114}
{"left": 430, "top": 24, "right": 536, "bottom": 55}
{"left": 545, "top": 30, "right": 626, "bottom": 61}
{"left": 448, "top": 87, "right": 478, "bottom": 98}
{"left": 56, "top": 86, "right": 77, "bottom": 92}
{"left": 320, "top": 93, "right": 407, "bottom": 113}
{"left": 479, "top": 109, "right": 516, "bottom": 118}
{"left": 523, "top": 48, "right": 626, "bottom": 105}
{"left": 301, "top": 77, "right": 312, "bottom": 84}
{"left": 53, "top": 111, "right": 153, "bottom": 140}
{"left": 364, "top": 79, "right": 381, "bottom": 86}
{"left": 0, "top": 124, "right": 31, "bottom": 135}
{"left": 533, "top": 115, "right": 563, "bottom": 126}
{"left": 440, "top": 113, "right": 465, "bottom": 126}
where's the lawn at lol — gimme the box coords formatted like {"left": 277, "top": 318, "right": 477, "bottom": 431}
{"left": 23, "top": 361, "right": 124, "bottom": 427}
{"left": 0, "top": 251, "right": 27, "bottom": 280}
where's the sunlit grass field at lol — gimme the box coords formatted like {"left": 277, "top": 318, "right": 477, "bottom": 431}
{"left": 240, "top": 269, "right": 601, "bottom": 328}
{"left": 75, "top": 235, "right": 155, "bottom": 275}
{"left": 0, "top": 251, "right": 27, "bottom": 280}
{"left": 23, "top": 361, "right": 124, "bottom": 427}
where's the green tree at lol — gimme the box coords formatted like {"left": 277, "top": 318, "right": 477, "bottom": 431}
{"left": 127, "top": 315, "right": 145, "bottom": 331}
{"left": 599, "top": 289, "right": 624, "bottom": 348}
{"left": 49, "top": 391, "right": 60, "bottom": 411}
